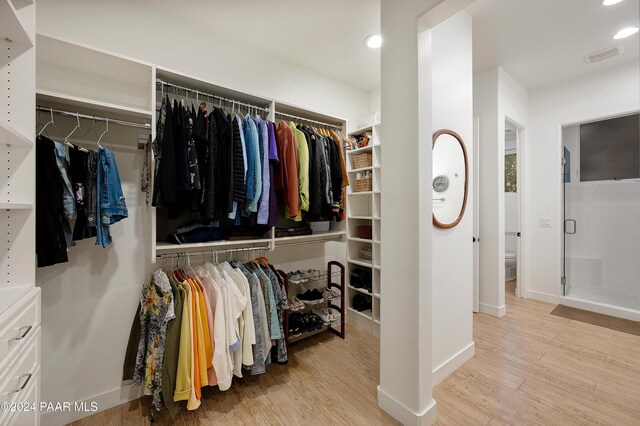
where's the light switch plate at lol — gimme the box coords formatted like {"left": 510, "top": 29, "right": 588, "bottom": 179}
{"left": 539, "top": 218, "right": 552, "bottom": 227}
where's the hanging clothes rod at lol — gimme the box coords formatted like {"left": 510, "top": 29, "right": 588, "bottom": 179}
{"left": 36, "top": 106, "right": 151, "bottom": 129}
{"left": 156, "top": 79, "right": 270, "bottom": 113}
{"left": 274, "top": 111, "right": 343, "bottom": 130}
{"left": 274, "top": 235, "right": 346, "bottom": 248}
{"left": 156, "top": 244, "right": 271, "bottom": 260}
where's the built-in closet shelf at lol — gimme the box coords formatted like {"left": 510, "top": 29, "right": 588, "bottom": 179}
{"left": 348, "top": 167, "right": 373, "bottom": 174}
{"left": 0, "top": 0, "right": 34, "bottom": 47}
{"left": 350, "top": 216, "right": 373, "bottom": 220}
{"left": 348, "top": 122, "right": 380, "bottom": 137}
{"left": 10, "top": 0, "right": 34, "bottom": 8}
{"left": 347, "top": 285, "right": 380, "bottom": 299}
{"left": 348, "top": 259, "right": 373, "bottom": 268}
{"left": 374, "top": 319, "right": 381, "bottom": 325}
{"left": 348, "top": 191, "right": 373, "bottom": 196}
{"left": 36, "top": 90, "right": 153, "bottom": 121}
{"left": 0, "top": 202, "right": 33, "bottom": 210}
{"left": 347, "top": 237, "right": 373, "bottom": 244}
{"left": 348, "top": 307, "right": 372, "bottom": 321}
{"left": 373, "top": 240, "right": 381, "bottom": 245}
{"left": 346, "top": 145, "right": 373, "bottom": 156}
{"left": 0, "top": 122, "right": 33, "bottom": 148}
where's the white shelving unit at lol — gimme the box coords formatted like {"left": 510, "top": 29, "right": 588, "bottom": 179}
{"left": 1, "top": 2, "right": 41, "bottom": 425}
{"left": 345, "top": 122, "right": 381, "bottom": 336}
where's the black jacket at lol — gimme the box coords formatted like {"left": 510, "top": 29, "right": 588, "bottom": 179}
{"left": 36, "top": 136, "right": 69, "bottom": 267}
{"left": 213, "top": 108, "right": 233, "bottom": 215}
{"left": 201, "top": 111, "right": 218, "bottom": 220}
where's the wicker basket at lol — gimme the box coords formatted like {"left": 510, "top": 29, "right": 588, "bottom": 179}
{"left": 353, "top": 153, "right": 372, "bottom": 169}
{"left": 357, "top": 226, "right": 372, "bottom": 240}
{"left": 355, "top": 178, "right": 372, "bottom": 192}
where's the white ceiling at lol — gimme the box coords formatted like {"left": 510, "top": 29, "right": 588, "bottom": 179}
{"left": 467, "top": 0, "right": 640, "bottom": 89}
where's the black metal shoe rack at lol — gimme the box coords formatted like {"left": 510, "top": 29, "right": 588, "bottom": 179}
{"left": 278, "top": 260, "right": 346, "bottom": 346}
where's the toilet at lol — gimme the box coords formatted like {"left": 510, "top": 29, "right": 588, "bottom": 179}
{"left": 505, "top": 251, "right": 517, "bottom": 281}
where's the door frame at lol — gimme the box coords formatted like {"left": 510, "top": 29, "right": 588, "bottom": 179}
{"left": 505, "top": 116, "right": 525, "bottom": 298}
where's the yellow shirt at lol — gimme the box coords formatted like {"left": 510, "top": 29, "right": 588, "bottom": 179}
{"left": 289, "top": 122, "right": 310, "bottom": 220}
{"left": 173, "top": 285, "right": 194, "bottom": 404}
{"left": 189, "top": 279, "right": 208, "bottom": 391}
{"left": 194, "top": 278, "right": 213, "bottom": 371}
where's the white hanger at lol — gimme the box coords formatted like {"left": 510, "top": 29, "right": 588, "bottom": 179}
{"left": 38, "top": 108, "right": 61, "bottom": 138}
{"left": 63, "top": 113, "right": 82, "bottom": 150}
{"left": 97, "top": 118, "right": 109, "bottom": 150}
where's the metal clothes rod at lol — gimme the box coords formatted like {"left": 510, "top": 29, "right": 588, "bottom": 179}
{"left": 274, "top": 236, "right": 345, "bottom": 249}
{"left": 156, "top": 79, "right": 270, "bottom": 113}
{"left": 275, "top": 111, "right": 343, "bottom": 130}
{"left": 36, "top": 107, "right": 151, "bottom": 129}
{"left": 505, "top": 231, "right": 518, "bottom": 236}
{"left": 156, "top": 244, "right": 271, "bottom": 260}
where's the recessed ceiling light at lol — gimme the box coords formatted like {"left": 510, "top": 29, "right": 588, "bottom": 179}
{"left": 602, "top": 0, "right": 624, "bottom": 5}
{"left": 364, "top": 34, "right": 382, "bottom": 49}
{"left": 613, "top": 26, "right": 639, "bottom": 39}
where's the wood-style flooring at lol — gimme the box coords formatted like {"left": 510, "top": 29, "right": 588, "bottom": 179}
{"left": 71, "top": 282, "right": 640, "bottom": 425}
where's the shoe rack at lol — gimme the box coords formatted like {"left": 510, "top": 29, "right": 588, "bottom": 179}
{"left": 281, "top": 260, "right": 346, "bottom": 346}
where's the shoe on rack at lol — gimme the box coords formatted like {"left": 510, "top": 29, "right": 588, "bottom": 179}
{"left": 310, "top": 289, "right": 324, "bottom": 303}
{"left": 298, "top": 270, "right": 309, "bottom": 283}
{"left": 313, "top": 308, "right": 333, "bottom": 325}
{"left": 288, "top": 271, "right": 303, "bottom": 284}
{"left": 327, "top": 308, "right": 342, "bottom": 323}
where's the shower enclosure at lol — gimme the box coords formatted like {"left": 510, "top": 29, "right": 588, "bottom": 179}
{"left": 562, "top": 114, "right": 640, "bottom": 316}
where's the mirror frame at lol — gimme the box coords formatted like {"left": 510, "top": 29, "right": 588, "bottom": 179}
{"left": 432, "top": 129, "right": 469, "bottom": 229}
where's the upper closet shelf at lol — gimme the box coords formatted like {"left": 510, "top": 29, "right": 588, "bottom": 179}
{"left": 0, "top": 122, "right": 33, "bottom": 148}
{"left": 0, "top": 202, "right": 33, "bottom": 210}
{"left": 0, "top": 285, "right": 31, "bottom": 314}
{"left": 36, "top": 90, "right": 153, "bottom": 121}
{"left": 0, "top": 0, "right": 34, "bottom": 47}
{"left": 348, "top": 122, "right": 380, "bottom": 137}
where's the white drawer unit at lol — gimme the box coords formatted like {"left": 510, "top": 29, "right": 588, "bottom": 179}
{"left": 0, "top": 289, "right": 41, "bottom": 426}
{"left": 0, "top": 289, "right": 41, "bottom": 373}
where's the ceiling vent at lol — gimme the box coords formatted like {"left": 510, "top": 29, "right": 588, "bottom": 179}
{"left": 584, "top": 45, "right": 623, "bottom": 64}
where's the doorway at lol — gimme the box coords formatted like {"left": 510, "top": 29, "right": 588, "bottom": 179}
{"left": 505, "top": 118, "right": 523, "bottom": 298}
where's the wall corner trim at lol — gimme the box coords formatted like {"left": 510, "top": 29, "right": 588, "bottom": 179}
{"left": 478, "top": 302, "right": 507, "bottom": 317}
{"left": 378, "top": 386, "right": 438, "bottom": 426}
{"left": 432, "top": 341, "right": 475, "bottom": 386}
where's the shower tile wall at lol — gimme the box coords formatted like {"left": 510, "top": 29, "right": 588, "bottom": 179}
{"left": 563, "top": 125, "right": 640, "bottom": 310}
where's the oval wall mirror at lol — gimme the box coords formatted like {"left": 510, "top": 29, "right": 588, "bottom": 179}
{"left": 432, "top": 129, "right": 469, "bottom": 229}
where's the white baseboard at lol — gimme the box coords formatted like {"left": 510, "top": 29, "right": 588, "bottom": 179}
{"left": 377, "top": 386, "right": 437, "bottom": 426}
{"left": 41, "top": 383, "right": 142, "bottom": 426}
{"left": 432, "top": 342, "right": 475, "bottom": 386}
{"left": 478, "top": 302, "right": 506, "bottom": 317}
{"left": 561, "top": 297, "right": 640, "bottom": 322}
{"left": 526, "top": 290, "right": 559, "bottom": 305}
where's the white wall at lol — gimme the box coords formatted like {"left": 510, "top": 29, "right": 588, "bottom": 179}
{"left": 560, "top": 123, "right": 640, "bottom": 309}
{"left": 527, "top": 61, "right": 640, "bottom": 303}
{"left": 473, "top": 66, "right": 528, "bottom": 316}
{"left": 35, "top": 2, "right": 368, "bottom": 132}
{"left": 34, "top": 4, "right": 367, "bottom": 425}
{"left": 430, "top": 11, "right": 474, "bottom": 385}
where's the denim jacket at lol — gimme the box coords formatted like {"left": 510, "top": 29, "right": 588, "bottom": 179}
{"left": 96, "top": 147, "right": 128, "bottom": 247}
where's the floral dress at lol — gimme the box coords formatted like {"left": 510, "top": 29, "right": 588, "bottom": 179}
{"left": 133, "top": 270, "right": 175, "bottom": 411}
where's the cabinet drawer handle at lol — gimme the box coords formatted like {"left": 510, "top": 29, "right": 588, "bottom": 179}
{"left": 9, "top": 326, "right": 32, "bottom": 342}
{"left": 3, "top": 373, "right": 32, "bottom": 395}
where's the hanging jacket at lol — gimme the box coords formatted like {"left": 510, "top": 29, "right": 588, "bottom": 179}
{"left": 267, "top": 122, "right": 279, "bottom": 227}
{"left": 162, "top": 276, "right": 183, "bottom": 418}
{"left": 202, "top": 112, "right": 218, "bottom": 220}
{"left": 96, "top": 147, "right": 128, "bottom": 248}
{"left": 289, "top": 122, "right": 310, "bottom": 220}
{"left": 213, "top": 108, "right": 233, "bottom": 215}
{"left": 275, "top": 122, "right": 300, "bottom": 218}
{"left": 255, "top": 116, "right": 270, "bottom": 224}
{"left": 36, "top": 136, "right": 69, "bottom": 267}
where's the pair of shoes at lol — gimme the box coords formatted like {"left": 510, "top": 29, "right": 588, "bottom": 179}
{"left": 287, "top": 270, "right": 308, "bottom": 284}
{"left": 352, "top": 294, "right": 372, "bottom": 312}
{"left": 312, "top": 308, "right": 342, "bottom": 325}
{"left": 306, "top": 269, "right": 321, "bottom": 282}
{"left": 288, "top": 296, "right": 305, "bottom": 311}
{"left": 289, "top": 312, "right": 325, "bottom": 334}
{"left": 297, "top": 289, "right": 324, "bottom": 304}
{"left": 321, "top": 287, "right": 341, "bottom": 301}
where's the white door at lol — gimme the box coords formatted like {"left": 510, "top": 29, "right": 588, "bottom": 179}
{"left": 473, "top": 117, "right": 480, "bottom": 312}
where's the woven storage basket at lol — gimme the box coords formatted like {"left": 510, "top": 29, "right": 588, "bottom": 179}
{"left": 357, "top": 226, "right": 372, "bottom": 240}
{"left": 353, "top": 153, "right": 372, "bottom": 169}
{"left": 360, "top": 247, "right": 373, "bottom": 261}
{"left": 355, "top": 178, "right": 372, "bottom": 192}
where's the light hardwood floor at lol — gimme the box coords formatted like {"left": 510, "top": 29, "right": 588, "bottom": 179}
{"left": 71, "top": 282, "right": 639, "bottom": 425}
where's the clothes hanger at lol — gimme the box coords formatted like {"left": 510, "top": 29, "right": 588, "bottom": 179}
{"left": 81, "top": 117, "right": 101, "bottom": 152}
{"left": 38, "top": 108, "right": 62, "bottom": 139}
{"left": 96, "top": 118, "right": 109, "bottom": 150}
{"left": 63, "top": 113, "right": 83, "bottom": 150}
